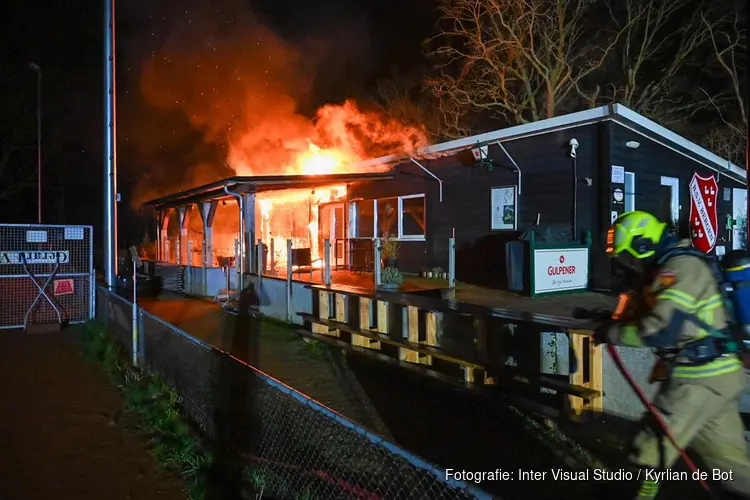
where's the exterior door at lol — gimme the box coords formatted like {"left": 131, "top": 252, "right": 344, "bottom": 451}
{"left": 319, "top": 203, "right": 346, "bottom": 267}
{"left": 733, "top": 188, "right": 747, "bottom": 250}
{"left": 659, "top": 176, "right": 680, "bottom": 230}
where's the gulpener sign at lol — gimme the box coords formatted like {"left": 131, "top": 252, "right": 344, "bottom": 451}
{"left": 547, "top": 255, "right": 576, "bottom": 276}
{"left": 533, "top": 247, "right": 589, "bottom": 294}
{"left": 0, "top": 251, "right": 70, "bottom": 265}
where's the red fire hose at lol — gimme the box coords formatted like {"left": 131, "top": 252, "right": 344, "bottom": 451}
{"left": 605, "top": 343, "right": 715, "bottom": 497}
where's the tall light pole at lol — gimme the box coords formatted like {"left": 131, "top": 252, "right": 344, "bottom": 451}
{"left": 104, "top": 0, "right": 118, "bottom": 288}
{"left": 29, "top": 62, "right": 41, "bottom": 224}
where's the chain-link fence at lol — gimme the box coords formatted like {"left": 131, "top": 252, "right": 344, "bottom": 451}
{"left": 96, "top": 286, "right": 495, "bottom": 500}
{"left": 0, "top": 224, "right": 94, "bottom": 329}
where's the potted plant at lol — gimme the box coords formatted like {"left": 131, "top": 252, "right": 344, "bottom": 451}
{"left": 380, "top": 234, "right": 400, "bottom": 269}
{"left": 433, "top": 267, "right": 445, "bottom": 280}
{"left": 379, "top": 266, "right": 404, "bottom": 291}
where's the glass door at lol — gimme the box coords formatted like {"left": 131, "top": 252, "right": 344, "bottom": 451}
{"left": 318, "top": 203, "right": 346, "bottom": 268}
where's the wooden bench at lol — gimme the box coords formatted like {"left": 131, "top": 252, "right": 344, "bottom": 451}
{"left": 299, "top": 286, "right": 603, "bottom": 418}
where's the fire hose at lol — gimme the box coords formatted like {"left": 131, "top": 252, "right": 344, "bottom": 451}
{"left": 573, "top": 304, "right": 715, "bottom": 498}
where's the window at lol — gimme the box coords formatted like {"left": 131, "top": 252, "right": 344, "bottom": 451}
{"left": 377, "top": 197, "right": 398, "bottom": 237}
{"left": 354, "top": 194, "right": 426, "bottom": 240}
{"left": 400, "top": 195, "right": 426, "bottom": 239}
{"left": 356, "top": 200, "right": 374, "bottom": 238}
{"left": 624, "top": 172, "right": 635, "bottom": 212}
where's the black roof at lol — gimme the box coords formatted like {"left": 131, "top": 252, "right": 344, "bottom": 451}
{"left": 142, "top": 172, "right": 396, "bottom": 208}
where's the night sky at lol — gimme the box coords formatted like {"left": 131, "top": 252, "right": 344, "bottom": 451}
{"left": 0, "top": 0, "right": 436, "bottom": 249}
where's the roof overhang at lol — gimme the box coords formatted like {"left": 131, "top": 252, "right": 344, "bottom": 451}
{"left": 143, "top": 172, "right": 396, "bottom": 209}
{"left": 355, "top": 103, "right": 746, "bottom": 184}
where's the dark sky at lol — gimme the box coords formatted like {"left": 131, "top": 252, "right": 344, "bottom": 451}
{"left": 0, "top": 0, "right": 436, "bottom": 243}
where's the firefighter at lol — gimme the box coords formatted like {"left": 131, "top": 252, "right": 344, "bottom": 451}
{"left": 597, "top": 210, "right": 750, "bottom": 499}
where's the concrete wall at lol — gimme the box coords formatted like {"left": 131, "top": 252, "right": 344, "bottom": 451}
{"left": 541, "top": 332, "right": 750, "bottom": 419}
{"left": 246, "top": 274, "right": 312, "bottom": 326}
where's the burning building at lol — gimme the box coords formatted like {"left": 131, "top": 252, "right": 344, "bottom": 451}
{"left": 144, "top": 169, "right": 398, "bottom": 297}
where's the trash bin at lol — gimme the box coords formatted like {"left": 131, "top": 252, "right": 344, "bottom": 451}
{"left": 506, "top": 229, "right": 537, "bottom": 293}
{"left": 506, "top": 239, "right": 526, "bottom": 293}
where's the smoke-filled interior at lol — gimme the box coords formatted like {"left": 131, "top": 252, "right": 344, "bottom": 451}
{"left": 158, "top": 182, "right": 348, "bottom": 272}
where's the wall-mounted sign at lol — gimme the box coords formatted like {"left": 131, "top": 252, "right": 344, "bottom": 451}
{"left": 533, "top": 248, "right": 589, "bottom": 294}
{"left": 689, "top": 172, "right": 719, "bottom": 253}
{"left": 490, "top": 185, "right": 517, "bottom": 230}
{"left": 613, "top": 188, "right": 624, "bottom": 204}
{"left": 0, "top": 251, "right": 70, "bottom": 265}
{"left": 611, "top": 165, "right": 625, "bottom": 184}
{"left": 611, "top": 211, "right": 619, "bottom": 223}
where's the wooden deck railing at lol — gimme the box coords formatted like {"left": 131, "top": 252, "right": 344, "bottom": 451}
{"left": 297, "top": 284, "right": 603, "bottom": 420}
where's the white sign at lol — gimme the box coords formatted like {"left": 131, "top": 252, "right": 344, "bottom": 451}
{"left": 0, "top": 251, "right": 70, "bottom": 265}
{"left": 611, "top": 165, "right": 625, "bottom": 184}
{"left": 64, "top": 227, "right": 84, "bottom": 240}
{"left": 533, "top": 248, "right": 589, "bottom": 294}
{"left": 26, "top": 230, "right": 47, "bottom": 243}
{"left": 611, "top": 211, "right": 619, "bottom": 223}
{"left": 491, "top": 186, "right": 517, "bottom": 230}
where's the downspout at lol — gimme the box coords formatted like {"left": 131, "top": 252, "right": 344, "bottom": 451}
{"left": 496, "top": 141, "right": 523, "bottom": 195}
{"left": 409, "top": 158, "right": 443, "bottom": 202}
{"left": 224, "top": 184, "right": 244, "bottom": 293}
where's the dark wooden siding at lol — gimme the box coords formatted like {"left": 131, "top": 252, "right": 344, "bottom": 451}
{"left": 348, "top": 123, "right": 601, "bottom": 288}
{"left": 609, "top": 123, "right": 743, "bottom": 253}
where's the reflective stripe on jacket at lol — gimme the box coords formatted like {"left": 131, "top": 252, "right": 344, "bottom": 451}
{"left": 611, "top": 239, "right": 743, "bottom": 378}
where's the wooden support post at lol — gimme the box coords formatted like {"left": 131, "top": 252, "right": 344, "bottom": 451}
{"left": 356, "top": 297, "right": 371, "bottom": 347}
{"left": 472, "top": 316, "right": 495, "bottom": 384}
{"left": 177, "top": 206, "right": 188, "bottom": 265}
{"left": 312, "top": 290, "right": 338, "bottom": 337}
{"left": 568, "top": 330, "right": 603, "bottom": 417}
{"left": 370, "top": 300, "right": 385, "bottom": 350}
{"left": 400, "top": 305, "right": 421, "bottom": 364}
{"left": 422, "top": 311, "right": 443, "bottom": 367}
{"left": 332, "top": 293, "right": 346, "bottom": 337}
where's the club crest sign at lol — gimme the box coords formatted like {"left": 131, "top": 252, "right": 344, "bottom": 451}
{"left": 689, "top": 172, "right": 719, "bottom": 253}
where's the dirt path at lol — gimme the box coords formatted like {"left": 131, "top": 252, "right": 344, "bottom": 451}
{"left": 0, "top": 328, "right": 186, "bottom": 500}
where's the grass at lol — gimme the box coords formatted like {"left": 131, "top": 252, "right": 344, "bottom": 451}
{"left": 76, "top": 321, "right": 214, "bottom": 500}
{"left": 256, "top": 313, "right": 330, "bottom": 359}
{"left": 75, "top": 319, "right": 330, "bottom": 500}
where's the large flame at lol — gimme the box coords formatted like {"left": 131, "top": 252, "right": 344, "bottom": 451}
{"left": 132, "top": 0, "right": 429, "bottom": 272}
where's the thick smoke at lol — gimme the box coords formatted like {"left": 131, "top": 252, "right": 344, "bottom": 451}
{"left": 124, "top": 0, "right": 427, "bottom": 209}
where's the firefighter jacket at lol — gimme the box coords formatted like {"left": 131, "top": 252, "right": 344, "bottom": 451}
{"left": 608, "top": 239, "right": 744, "bottom": 379}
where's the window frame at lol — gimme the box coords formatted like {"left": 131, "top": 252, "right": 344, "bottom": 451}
{"left": 397, "top": 194, "right": 426, "bottom": 241}
{"left": 351, "top": 194, "right": 426, "bottom": 241}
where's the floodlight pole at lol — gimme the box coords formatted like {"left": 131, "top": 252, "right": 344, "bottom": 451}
{"left": 104, "top": 0, "right": 118, "bottom": 288}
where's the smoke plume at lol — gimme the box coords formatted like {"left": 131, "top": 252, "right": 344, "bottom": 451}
{"left": 123, "top": 0, "right": 427, "bottom": 209}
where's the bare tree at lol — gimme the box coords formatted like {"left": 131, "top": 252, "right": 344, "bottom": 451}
{"left": 424, "top": 0, "right": 624, "bottom": 132}
{"left": 602, "top": 0, "right": 732, "bottom": 127}
{"left": 370, "top": 72, "right": 459, "bottom": 141}
{"left": 699, "top": 10, "right": 747, "bottom": 166}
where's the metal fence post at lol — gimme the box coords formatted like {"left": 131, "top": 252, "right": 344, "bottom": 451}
{"left": 448, "top": 237, "right": 456, "bottom": 288}
{"left": 324, "top": 238, "right": 331, "bottom": 286}
{"left": 270, "top": 238, "right": 275, "bottom": 273}
{"left": 186, "top": 239, "right": 192, "bottom": 294}
{"left": 131, "top": 254, "right": 139, "bottom": 367}
{"left": 137, "top": 308, "right": 145, "bottom": 366}
{"left": 286, "top": 239, "right": 293, "bottom": 323}
{"left": 202, "top": 240, "right": 208, "bottom": 296}
{"left": 373, "top": 238, "right": 381, "bottom": 287}
{"left": 257, "top": 238, "right": 263, "bottom": 277}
